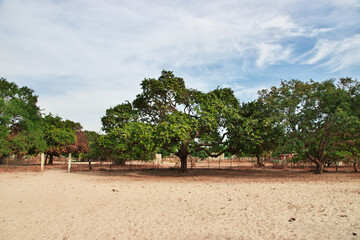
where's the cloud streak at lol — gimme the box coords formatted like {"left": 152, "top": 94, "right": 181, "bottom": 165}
{"left": 305, "top": 34, "right": 360, "bottom": 72}
{"left": 1, "top": 0, "right": 359, "bottom": 130}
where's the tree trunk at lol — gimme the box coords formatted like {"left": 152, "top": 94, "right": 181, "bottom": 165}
{"left": 114, "top": 158, "right": 126, "bottom": 166}
{"left": 88, "top": 159, "right": 92, "bottom": 170}
{"left": 256, "top": 155, "right": 264, "bottom": 167}
{"left": 334, "top": 160, "right": 338, "bottom": 172}
{"left": 315, "top": 162, "right": 324, "bottom": 174}
{"left": 177, "top": 143, "right": 189, "bottom": 173}
{"left": 48, "top": 155, "right": 54, "bottom": 165}
{"left": 180, "top": 155, "right": 188, "bottom": 173}
{"left": 306, "top": 152, "right": 325, "bottom": 174}
{"left": 354, "top": 157, "right": 359, "bottom": 173}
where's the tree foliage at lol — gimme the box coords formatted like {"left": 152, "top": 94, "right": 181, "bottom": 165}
{"left": 233, "top": 100, "right": 283, "bottom": 166}
{"left": 0, "top": 78, "right": 46, "bottom": 160}
{"left": 259, "top": 78, "right": 360, "bottom": 173}
{"left": 42, "top": 114, "right": 83, "bottom": 164}
{"left": 101, "top": 101, "right": 138, "bottom": 133}
{"left": 101, "top": 70, "right": 243, "bottom": 172}
{"left": 68, "top": 131, "right": 90, "bottom": 157}
{"left": 82, "top": 131, "right": 110, "bottom": 162}
{"left": 3, "top": 74, "right": 358, "bottom": 175}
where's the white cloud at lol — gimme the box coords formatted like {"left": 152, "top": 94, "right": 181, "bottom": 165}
{"left": 0, "top": 0, "right": 359, "bottom": 130}
{"left": 256, "top": 43, "right": 293, "bottom": 68}
{"left": 305, "top": 34, "right": 360, "bottom": 72}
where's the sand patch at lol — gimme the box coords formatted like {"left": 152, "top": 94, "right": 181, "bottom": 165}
{"left": 1, "top": 169, "right": 359, "bottom": 239}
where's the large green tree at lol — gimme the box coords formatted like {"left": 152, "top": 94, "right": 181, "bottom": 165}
{"left": 259, "top": 78, "right": 360, "bottom": 173}
{"left": 331, "top": 78, "right": 360, "bottom": 171}
{"left": 101, "top": 70, "right": 242, "bottom": 172}
{"left": 0, "top": 78, "right": 46, "bottom": 161}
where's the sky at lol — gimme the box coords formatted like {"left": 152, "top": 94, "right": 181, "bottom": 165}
{"left": 1, "top": 0, "right": 360, "bottom": 132}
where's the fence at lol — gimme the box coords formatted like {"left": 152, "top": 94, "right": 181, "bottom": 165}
{"left": 0, "top": 154, "right": 355, "bottom": 172}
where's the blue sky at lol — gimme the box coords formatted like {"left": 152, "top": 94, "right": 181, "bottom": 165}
{"left": 1, "top": 0, "right": 360, "bottom": 131}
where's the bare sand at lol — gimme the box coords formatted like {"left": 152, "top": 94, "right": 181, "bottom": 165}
{"left": 1, "top": 168, "right": 360, "bottom": 240}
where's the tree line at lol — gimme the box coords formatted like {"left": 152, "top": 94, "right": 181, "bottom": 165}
{"left": 1, "top": 72, "right": 359, "bottom": 174}
{"left": 0, "top": 78, "right": 91, "bottom": 165}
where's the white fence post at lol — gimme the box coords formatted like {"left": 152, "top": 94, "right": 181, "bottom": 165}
{"left": 68, "top": 153, "right": 72, "bottom": 173}
{"left": 155, "top": 154, "right": 162, "bottom": 167}
{"left": 40, "top": 153, "right": 45, "bottom": 172}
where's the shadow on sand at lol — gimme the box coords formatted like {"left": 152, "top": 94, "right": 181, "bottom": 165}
{"left": 68, "top": 165, "right": 359, "bottom": 182}
{"left": 1, "top": 163, "right": 358, "bottom": 182}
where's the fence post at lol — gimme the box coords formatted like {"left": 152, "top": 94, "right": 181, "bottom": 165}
{"left": 155, "top": 154, "right": 162, "bottom": 168}
{"left": 40, "top": 153, "right": 45, "bottom": 172}
{"left": 68, "top": 153, "right": 72, "bottom": 173}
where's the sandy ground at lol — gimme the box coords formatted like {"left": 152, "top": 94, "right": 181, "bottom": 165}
{"left": 1, "top": 167, "right": 360, "bottom": 240}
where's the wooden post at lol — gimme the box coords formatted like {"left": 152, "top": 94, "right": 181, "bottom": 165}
{"left": 68, "top": 153, "right": 72, "bottom": 173}
{"left": 155, "top": 154, "right": 162, "bottom": 168}
{"left": 88, "top": 159, "right": 92, "bottom": 170}
{"left": 40, "top": 153, "right": 45, "bottom": 172}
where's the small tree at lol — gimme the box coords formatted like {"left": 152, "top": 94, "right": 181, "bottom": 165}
{"left": 236, "top": 100, "right": 283, "bottom": 167}
{"left": 67, "top": 131, "right": 90, "bottom": 160}
{"left": 42, "top": 114, "right": 78, "bottom": 164}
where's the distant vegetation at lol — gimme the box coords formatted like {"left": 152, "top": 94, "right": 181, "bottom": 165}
{"left": 1, "top": 73, "right": 359, "bottom": 174}
{"left": 0, "top": 78, "right": 92, "bottom": 165}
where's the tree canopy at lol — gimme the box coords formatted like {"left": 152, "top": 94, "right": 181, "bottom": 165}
{"left": 42, "top": 114, "right": 85, "bottom": 164}
{"left": 0, "top": 78, "right": 46, "bottom": 160}
{"left": 101, "top": 73, "right": 359, "bottom": 173}
{"left": 2, "top": 74, "right": 358, "bottom": 174}
{"left": 259, "top": 78, "right": 360, "bottom": 173}
{"left": 101, "top": 70, "right": 243, "bottom": 172}
{"left": 234, "top": 100, "right": 283, "bottom": 166}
